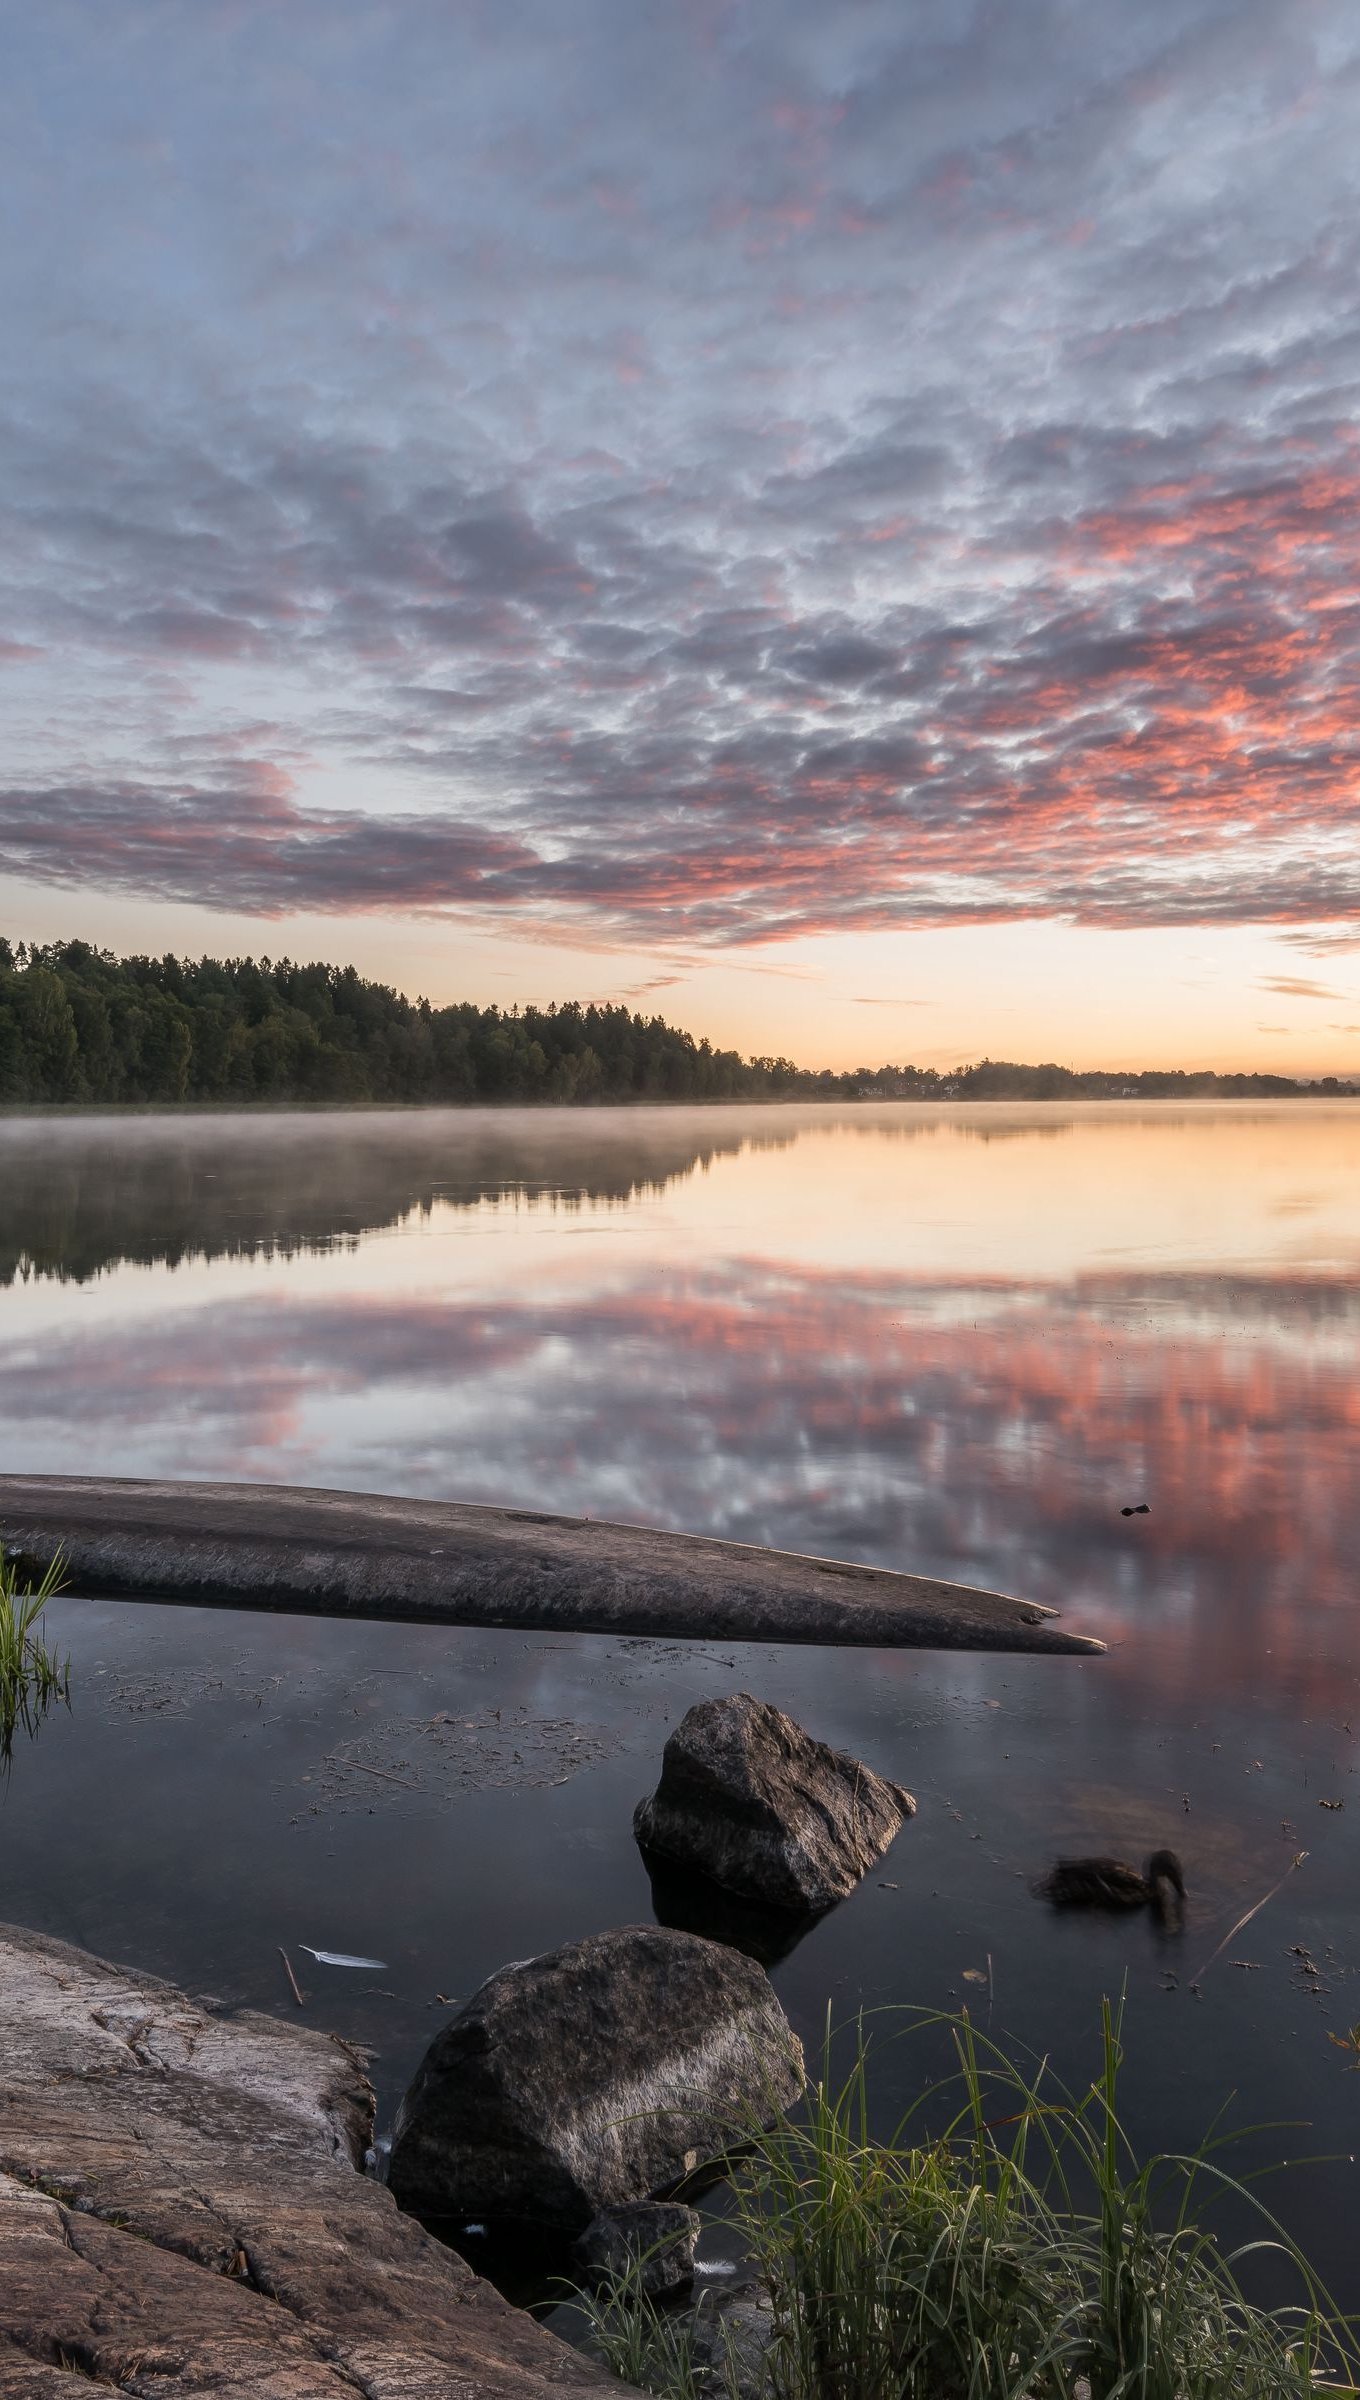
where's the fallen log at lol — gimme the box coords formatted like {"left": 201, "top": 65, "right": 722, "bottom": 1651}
{"left": 0, "top": 1473, "right": 1103, "bottom": 1653}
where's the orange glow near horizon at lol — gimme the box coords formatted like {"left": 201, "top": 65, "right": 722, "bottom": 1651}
{"left": 8, "top": 878, "right": 1360, "bottom": 1079}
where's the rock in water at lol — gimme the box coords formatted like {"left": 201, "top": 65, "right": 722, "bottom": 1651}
{"left": 387, "top": 1924, "right": 804, "bottom": 2227}
{"left": 577, "top": 2200, "right": 700, "bottom": 2297}
{"left": 633, "top": 1692, "right": 916, "bottom": 1913}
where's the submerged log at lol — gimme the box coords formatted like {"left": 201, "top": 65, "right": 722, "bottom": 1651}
{"left": 0, "top": 1920, "right": 628, "bottom": 2398}
{"left": 0, "top": 1474, "right": 1104, "bottom": 1654}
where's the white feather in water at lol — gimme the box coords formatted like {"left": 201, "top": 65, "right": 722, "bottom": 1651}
{"left": 299, "top": 1946, "right": 388, "bottom": 1969}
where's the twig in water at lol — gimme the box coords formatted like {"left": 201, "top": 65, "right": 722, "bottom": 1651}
{"left": 323, "top": 1754, "right": 419, "bottom": 1790}
{"left": 278, "top": 1946, "right": 306, "bottom": 2008}
{"left": 1190, "top": 1851, "right": 1309, "bottom": 1989}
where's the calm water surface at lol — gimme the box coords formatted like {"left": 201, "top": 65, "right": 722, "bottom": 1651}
{"left": 2, "top": 1105, "right": 1359, "bottom": 2301}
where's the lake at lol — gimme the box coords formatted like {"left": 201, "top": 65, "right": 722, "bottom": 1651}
{"left": 2, "top": 1103, "right": 1359, "bottom": 2304}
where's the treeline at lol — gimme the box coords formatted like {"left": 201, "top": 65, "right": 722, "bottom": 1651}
{"left": 0, "top": 941, "right": 803, "bottom": 1104}
{"left": 0, "top": 941, "right": 1354, "bottom": 1105}
{"left": 867, "top": 1059, "right": 1359, "bottom": 1099}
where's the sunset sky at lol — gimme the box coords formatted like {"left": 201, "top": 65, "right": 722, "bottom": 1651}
{"left": 4, "top": 0, "right": 1360, "bottom": 1071}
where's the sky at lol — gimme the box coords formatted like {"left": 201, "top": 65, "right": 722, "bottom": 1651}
{"left": 3, "top": 0, "right": 1360, "bottom": 1072}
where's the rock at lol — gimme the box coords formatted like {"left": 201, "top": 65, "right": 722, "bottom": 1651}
{"left": 688, "top": 2279, "right": 777, "bottom": 2400}
{"left": 576, "top": 2201, "right": 700, "bottom": 2297}
{"left": 388, "top": 1925, "right": 804, "bottom": 2229}
{"left": 0, "top": 1919, "right": 628, "bottom": 2398}
{"left": 634, "top": 1692, "right": 916, "bottom": 1913}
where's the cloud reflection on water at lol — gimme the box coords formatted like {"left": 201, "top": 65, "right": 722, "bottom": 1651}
{"left": 4, "top": 1252, "right": 1359, "bottom": 1711}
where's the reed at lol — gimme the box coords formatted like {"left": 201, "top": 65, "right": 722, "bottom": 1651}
{"left": 576, "top": 2001, "right": 1358, "bottom": 2400}
{"left": 0, "top": 1544, "right": 70, "bottom": 1760}
{"left": 573, "top": 2252, "right": 709, "bottom": 2400}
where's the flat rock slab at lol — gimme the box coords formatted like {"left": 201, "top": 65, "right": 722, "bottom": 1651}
{"left": 0, "top": 1920, "right": 629, "bottom": 2398}
{"left": 0, "top": 1475, "right": 1103, "bottom": 1653}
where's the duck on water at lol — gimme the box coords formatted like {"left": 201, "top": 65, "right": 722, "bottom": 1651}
{"left": 1038, "top": 1849, "right": 1186, "bottom": 1912}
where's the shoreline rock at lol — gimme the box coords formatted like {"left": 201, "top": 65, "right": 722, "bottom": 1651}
{"left": 634, "top": 1693, "right": 916, "bottom": 1913}
{"left": 388, "top": 1925, "right": 805, "bottom": 2229}
{"left": 576, "top": 2201, "right": 701, "bottom": 2298}
{"left": 0, "top": 1919, "right": 631, "bottom": 2397}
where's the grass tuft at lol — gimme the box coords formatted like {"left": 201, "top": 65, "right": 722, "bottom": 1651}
{"left": 579, "top": 2001, "right": 1359, "bottom": 2399}
{"left": 0, "top": 1543, "right": 70, "bottom": 1762}
{"left": 575, "top": 2250, "right": 710, "bottom": 2400}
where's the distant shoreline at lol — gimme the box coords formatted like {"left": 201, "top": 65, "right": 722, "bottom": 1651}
{"left": 1, "top": 1091, "right": 1358, "bottom": 1118}
{"left": 5, "top": 943, "right": 1356, "bottom": 1107}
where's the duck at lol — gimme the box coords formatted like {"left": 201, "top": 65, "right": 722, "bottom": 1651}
{"left": 1038, "top": 1848, "right": 1185, "bottom": 1912}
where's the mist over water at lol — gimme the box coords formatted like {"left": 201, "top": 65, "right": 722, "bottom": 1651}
{"left": 2, "top": 1103, "right": 1359, "bottom": 2301}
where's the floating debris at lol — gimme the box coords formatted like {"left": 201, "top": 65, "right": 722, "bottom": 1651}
{"left": 299, "top": 1946, "right": 388, "bottom": 1970}
{"left": 1189, "top": 1850, "right": 1308, "bottom": 1987}
{"left": 299, "top": 1709, "right": 621, "bottom": 1822}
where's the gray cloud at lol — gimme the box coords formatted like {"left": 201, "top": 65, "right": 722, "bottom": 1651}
{"left": 2, "top": 0, "right": 1360, "bottom": 940}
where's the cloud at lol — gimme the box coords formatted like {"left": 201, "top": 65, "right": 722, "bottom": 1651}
{"left": 1283, "top": 930, "right": 1360, "bottom": 957}
{"left": 0, "top": 773, "right": 536, "bottom": 917}
{"left": 1257, "top": 976, "right": 1345, "bottom": 1000}
{"left": 2, "top": 1, "right": 1360, "bottom": 943}
{"left": 618, "top": 973, "right": 685, "bottom": 1001}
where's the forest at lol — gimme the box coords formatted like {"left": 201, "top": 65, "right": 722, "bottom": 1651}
{"left": 0, "top": 940, "right": 1353, "bottom": 1105}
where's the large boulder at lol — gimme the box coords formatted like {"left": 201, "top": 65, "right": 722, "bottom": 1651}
{"left": 0, "top": 1921, "right": 624, "bottom": 2399}
{"left": 634, "top": 1693, "right": 915, "bottom": 1913}
{"left": 387, "top": 1924, "right": 804, "bottom": 2229}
